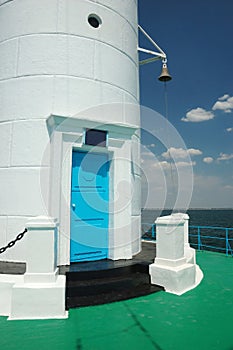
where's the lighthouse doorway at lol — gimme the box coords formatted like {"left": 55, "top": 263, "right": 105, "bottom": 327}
{"left": 70, "top": 151, "right": 109, "bottom": 262}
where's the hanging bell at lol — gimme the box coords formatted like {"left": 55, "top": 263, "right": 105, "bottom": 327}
{"left": 158, "top": 61, "right": 172, "bottom": 82}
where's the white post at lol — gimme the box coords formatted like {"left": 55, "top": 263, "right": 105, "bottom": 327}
{"left": 24, "top": 216, "right": 58, "bottom": 283}
{"left": 149, "top": 214, "right": 203, "bottom": 295}
{"left": 172, "top": 213, "right": 196, "bottom": 264}
{"left": 9, "top": 216, "right": 67, "bottom": 320}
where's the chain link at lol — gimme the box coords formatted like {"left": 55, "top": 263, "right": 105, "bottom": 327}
{"left": 0, "top": 229, "right": 27, "bottom": 254}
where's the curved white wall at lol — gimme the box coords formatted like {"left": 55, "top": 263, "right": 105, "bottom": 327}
{"left": 0, "top": 0, "right": 139, "bottom": 121}
{"left": 0, "top": 0, "right": 140, "bottom": 262}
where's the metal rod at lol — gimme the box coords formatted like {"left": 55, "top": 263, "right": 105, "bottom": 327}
{"left": 139, "top": 56, "right": 161, "bottom": 66}
{"left": 198, "top": 227, "right": 201, "bottom": 251}
{"left": 138, "top": 24, "right": 166, "bottom": 58}
{"left": 143, "top": 223, "right": 233, "bottom": 256}
{"left": 138, "top": 47, "right": 165, "bottom": 58}
{"left": 226, "top": 228, "right": 229, "bottom": 256}
{"left": 152, "top": 224, "right": 155, "bottom": 239}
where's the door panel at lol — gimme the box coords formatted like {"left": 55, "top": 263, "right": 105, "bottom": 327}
{"left": 70, "top": 151, "right": 109, "bottom": 262}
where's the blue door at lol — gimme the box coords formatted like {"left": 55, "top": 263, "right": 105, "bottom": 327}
{"left": 70, "top": 151, "right": 109, "bottom": 262}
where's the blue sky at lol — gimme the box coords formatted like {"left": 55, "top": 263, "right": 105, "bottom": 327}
{"left": 138, "top": 0, "right": 233, "bottom": 209}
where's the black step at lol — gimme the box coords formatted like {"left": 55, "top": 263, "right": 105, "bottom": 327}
{"left": 60, "top": 241, "right": 163, "bottom": 309}
{"left": 65, "top": 262, "right": 163, "bottom": 309}
{"left": 66, "top": 283, "right": 163, "bottom": 308}
{"left": 66, "top": 270, "right": 149, "bottom": 297}
{"left": 66, "top": 262, "right": 148, "bottom": 281}
{"left": 66, "top": 264, "right": 135, "bottom": 282}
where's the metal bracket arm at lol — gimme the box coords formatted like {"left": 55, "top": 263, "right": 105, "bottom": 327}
{"left": 138, "top": 24, "right": 167, "bottom": 65}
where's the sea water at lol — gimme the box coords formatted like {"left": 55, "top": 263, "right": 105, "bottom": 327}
{"left": 141, "top": 209, "right": 233, "bottom": 253}
{"left": 141, "top": 209, "right": 233, "bottom": 227}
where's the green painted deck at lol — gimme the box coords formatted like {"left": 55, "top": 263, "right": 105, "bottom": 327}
{"left": 0, "top": 251, "right": 233, "bottom": 350}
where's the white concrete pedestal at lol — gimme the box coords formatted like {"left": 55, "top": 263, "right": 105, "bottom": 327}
{"left": 173, "top": 213, "right": 196, "bottom": 264}
{"left": 9, "top": 216, "right": 67, "bottom": 320}
{"left": 150, "top": 263, "right": 196, "bottom": 294}
{"left": 149, "top": 214, "right": 203, "bottom": 295}
{"left": 9, "top": 276, "right": 66, "bottom": 320}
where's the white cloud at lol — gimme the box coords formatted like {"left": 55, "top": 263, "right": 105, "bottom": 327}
{"left": 224, "top": 185, "right": 233, "bottom": 190}
{"left": 212, "top": 95, "right": 233, "bottom": 113}
{"left": 141, "top": 145, "right": 156, "bottom": 160}
{"left": 217, "top": 153, "right": 233, "bottom": 161}
{"left": 162, "top": 147, "right": 202, "bottom": 159}
{"left": 143, "top": 143, "right": 156, "bottom": 149}
{"left": 181, "top": 107, "right": 214, "bottom": 122}
{"left": 187, "top": 148, "right": 203, "bottom": 156}
{"left": 152, "top": 161, "right": 170, "bottom": 170}
{"left": 141, "top": 152, "right": 156, "bottom": 164}
{"left": 226, "top": 127, "right": 233, "bottom": 132}
{"left": 176, "top": 161, "right": 196, "bottom": 168}
{"left": 153, "top": 160, "right": 196, "bottom": 169}
{"left": 218, "top": 94, "right": 229, "bottom": 101}
{"left": 203, "top": 157, "right": 214, "bottom": 164}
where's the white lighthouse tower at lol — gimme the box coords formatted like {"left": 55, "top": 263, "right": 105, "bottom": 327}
{"left": 0, "top": 0, "right": 140, "bottom": 266}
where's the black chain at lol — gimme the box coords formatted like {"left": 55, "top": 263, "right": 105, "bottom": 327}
{"left": 0, "top": 228, "right": 27, "bottom": 254}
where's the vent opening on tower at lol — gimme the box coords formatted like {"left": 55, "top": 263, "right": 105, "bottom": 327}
{"left": 88, "top": 14, "right": 102, "bottom": 28}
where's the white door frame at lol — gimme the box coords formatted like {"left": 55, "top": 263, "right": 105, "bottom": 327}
{"left": 47, "top": 115, "right": 137, "bottom": 265}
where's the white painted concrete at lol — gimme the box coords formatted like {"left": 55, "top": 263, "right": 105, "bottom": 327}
{"left": 25, "top": 216, "right": 58, "bottom": 277}
{"left": 0, "top": 168, "right": 49, "bottom": 217}
{"left": 154, "top": 215, "right": 187, "bottom": 266}
{"left": 9, "top": 276, "right": 67, "bottom": 320}
{"left": 172, "top": 213, "right": 196, "bottom": 264}
{"left": 11, "top": 120, "right": 50, "bottom": 167}
{"left": 0, "top": 216, "right": 7, "bottom": 249}
{"left": 6, "top": 216, "right": 30, "bottom": 262}
{"left": 0, "top": 274, "right": 24, "bottom": 316}
{"left": 0, "top": 246, "right": 67, "bottom": 320}
{"left": 8, "top": 216, "right": 67, "bottom": 320}
{"left": 0, "top": 122, "right": 12, "bottom": 167}
{"left": 131, "top": 174, "right": 141, "bottom": 216}
{"left": 149, "top": 214, "right": 203, "bottom": 295}
{"left": 0, "top": 0, "right": 140, "bottom": 269}
{"left": 131, "top": 215, "right": 141, "bottom": 256}
{"left": 47, "top": 111, "right": 139, "bottom": 265}
{"left": 0, "top": 0, "right": 141, "bottom": 321}
{"left": 0, "top": 39, "right": 18, "bottom": 80}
